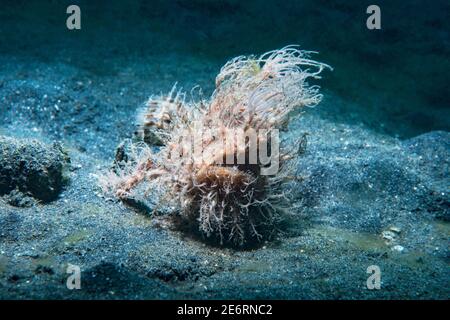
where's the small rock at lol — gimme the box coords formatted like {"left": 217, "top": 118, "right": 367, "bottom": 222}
{"left": 389, "top": 226, "right": 401, "bottom": 234}
{"left": 391, "top": 245, "right": 405, "bottom": 252}
{"left": 381, "top": 230, "right": 397, "bottom": 242}
{"left": 0, "top": 135, "right": 70, "bottom": 203}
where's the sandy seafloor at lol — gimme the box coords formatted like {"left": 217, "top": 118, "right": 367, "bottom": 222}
{"left": 0, "top": 1, "right": 448, "bottom": 299}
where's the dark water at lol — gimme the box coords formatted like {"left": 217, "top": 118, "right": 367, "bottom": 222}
{"left": 0, "top": 0, "right": 449, "bottom": 137}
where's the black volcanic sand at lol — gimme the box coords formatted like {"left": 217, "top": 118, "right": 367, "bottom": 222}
{"left": 0, "top": 0, "right": 448, "bottom": 299}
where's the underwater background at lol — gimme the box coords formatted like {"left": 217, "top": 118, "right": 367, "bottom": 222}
{"left": 0, "top": 0, "right": 448, "bottom": 299}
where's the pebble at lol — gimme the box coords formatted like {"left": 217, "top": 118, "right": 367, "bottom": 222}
{"left": 391, "top": 245, "right": 405, "bottom": 252}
